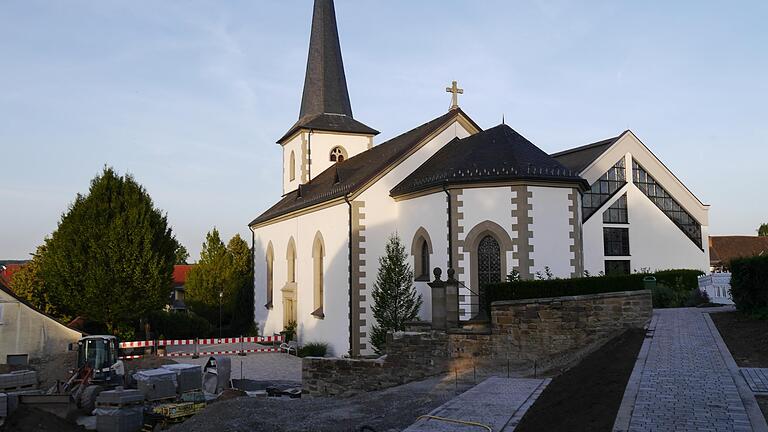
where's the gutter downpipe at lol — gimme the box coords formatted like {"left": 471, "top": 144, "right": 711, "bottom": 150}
{"left": 344, "top": 193, "right": 354, "bottom": 357}
{"left": 443, "top": 183, "right": 453, "bottom": 270}
{"left": 307, "top": 129, "right": 313, "bottom": 180}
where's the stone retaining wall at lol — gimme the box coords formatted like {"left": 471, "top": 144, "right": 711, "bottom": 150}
{"left": 303, "top": 290, "right": 652, "bottom": 396}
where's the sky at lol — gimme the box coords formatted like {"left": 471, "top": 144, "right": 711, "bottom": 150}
{"left": 1, "top": 0, "right": 766, "bottom": 261}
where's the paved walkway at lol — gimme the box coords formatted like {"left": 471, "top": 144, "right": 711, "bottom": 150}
{"left": 404, "top": 377, "right": 549, "bottom": 432}
{"left": 614, "top": 308, "right": 768, "bottom": 432}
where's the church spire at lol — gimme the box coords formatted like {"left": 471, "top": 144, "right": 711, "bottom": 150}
{"left": 299, "top": 0, "right": 352, "bottom": 120}
{"left": 278, "top": 0, "right": 378, "bottom": 144}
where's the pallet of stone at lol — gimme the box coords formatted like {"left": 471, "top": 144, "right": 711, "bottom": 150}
{"left": 0, "top": 370, "right": 37, "bottom": 392}
{"left": 0, "top": 393, "right": 6, "bottom": 417}
{"left": 95, "top": 388, "right": 145, "bottom": 432}
{"left": 161, "top": 364, "right": 202, "bottom": 393}
{"left": 134, "top": 369, "right": 177, "bottom": 402}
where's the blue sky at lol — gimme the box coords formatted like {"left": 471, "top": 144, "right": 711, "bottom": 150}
{"left": 1, "top": 1, "right": 766, "bottom": 261}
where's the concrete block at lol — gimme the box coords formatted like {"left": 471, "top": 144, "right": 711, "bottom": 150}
{"left": 134, "top": 369, "right": 176, "bottom": 401}
{"left": 96, "top": 388, "right": 144, "bottom": 406}
{"left": 95, "top": 404, "right": 143, "bottom": 432}
{"left": 161, "top": 364, "right": 202, "bottom": 393}
{"left": 0, "top": 393, "right": 6, "bottom": 417}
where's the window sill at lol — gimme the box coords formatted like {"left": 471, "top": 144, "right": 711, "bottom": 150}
{"left": 311, "top": 308, "right": 325, "bottom": 319}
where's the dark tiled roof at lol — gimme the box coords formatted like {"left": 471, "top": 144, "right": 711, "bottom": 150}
{"left": 550, "top": 133, "right": 625, "bottom": 173}
{"left": 279, "top": 0, "right": 377, "bottom": 143}
{"left": 391, "top": 124, "right": 588, "bottom": 197}
{"left": 251, "top": 109, "right": 476, "bottom": 226}
{"left": 278, "top": 113, "right": 379, "bottom": 144}
{"left": 709, "top": 236, "right": 768, "bottom": 265}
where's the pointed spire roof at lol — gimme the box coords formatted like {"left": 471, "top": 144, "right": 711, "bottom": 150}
{"left": 278, "top": 0, "right": 378, "bottom": 143}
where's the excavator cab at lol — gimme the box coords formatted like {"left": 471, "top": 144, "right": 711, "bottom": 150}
{"left": 76, "top": 335, "right": 123, "bottom": 384}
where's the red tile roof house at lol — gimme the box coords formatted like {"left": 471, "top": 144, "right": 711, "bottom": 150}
{"left": 709, "top": 235, "right": 768, "bottom": 271}
{"left": 170, "top": 264, "right": 194, "bottom": 312}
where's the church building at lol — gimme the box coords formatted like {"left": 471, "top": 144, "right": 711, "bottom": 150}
{"left": 249, "top": 0, "right": 709, "bottom": 357}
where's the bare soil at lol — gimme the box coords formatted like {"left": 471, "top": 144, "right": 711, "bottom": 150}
{"left": 1, "top": 405, "right": 85, "bottom": 432}
{"left": 169, "top": 375, "right": 479, "bottom": 432}
{"left": 710, "top": 311, "right": 768, "bottom": 367}
{"left": 514, "top": 329, "right": 646, "bottom": 432}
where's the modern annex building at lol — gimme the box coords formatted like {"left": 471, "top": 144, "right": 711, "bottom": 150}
{"left": 249, "top": 0, "right": 709, "bottom": 356}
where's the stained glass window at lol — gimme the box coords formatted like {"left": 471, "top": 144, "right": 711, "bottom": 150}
{"left": 583, "top": 158, "right": 627, "bottom": 221}
{"left": 632, "top": 161, "right": 702, "bottom": 248}
{"left": 604, "top": 227, "right": 630, "bottom": 256}
{"left": 605, "top": 260, "right": 630, "bottom": 275}
{"left": 603, "top": 194, "right": 628, "bottom": 224}
{"left": 420, "top": 239, "right": 430, "bottom": 280}
{"left": 478, "top": 235, "right": 501, "bottom": 287}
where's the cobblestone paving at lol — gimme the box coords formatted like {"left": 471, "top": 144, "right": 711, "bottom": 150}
{"left": 627, "top": 309, "right": 753, "bottom": 432}
{"left": 742, "top": 369, "right": 768, "bottom": 394}
{"left": 167, "top": 343, "right": 302, "bottom": 382}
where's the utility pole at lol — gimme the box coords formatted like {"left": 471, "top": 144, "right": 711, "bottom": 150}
{"left": 219, "top": 291, "right": 223, "bottom": 339}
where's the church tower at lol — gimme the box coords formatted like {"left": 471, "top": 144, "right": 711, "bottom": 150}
{"left": 278, "top": 0, "right": 378, "bottom": 194}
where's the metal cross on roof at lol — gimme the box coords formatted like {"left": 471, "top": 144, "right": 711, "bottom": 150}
{"left": 445, "top": 80, "right": 464, "bottom": 110}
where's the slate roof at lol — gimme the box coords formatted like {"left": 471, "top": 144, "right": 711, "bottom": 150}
{"left": 391, "top": 124, "right": 588, "bottom": 197}
{"left": 251, "top": 109, "right": 477, "bottom": 226}
{"left": 550, "top": 133, "right": 626, "bottom": 173}
{"left": 279, "top": 0, "right": 377, "bottom": 143}
{"left": 709, "top": 236, "right": 768, "bottom": 266}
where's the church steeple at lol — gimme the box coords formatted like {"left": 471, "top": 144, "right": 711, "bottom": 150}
{"left": 300, "top": 0, "right": 352, "bottom": 120}
{"left": 278, "top": 0, "right": 377, "bottom": 144}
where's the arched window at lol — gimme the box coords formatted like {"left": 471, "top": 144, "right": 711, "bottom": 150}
{"left": 330, "top": 146, "right": 346, "bottom": 162}
{"left": 289, "top": 151, "right": 296, "bottom": 181}
{"left": 287, "top": 238, "right": 296, "bottom": 283}
{"left": 411, "top": 227, "right": 433, "bottom": 281}
{"left": 420, "top": 240, "right": 430, "bottom": 280}
{"left": 312, "top": 232, "right": 325, "bottom": 318}
{"left": 265, "top": 242, "right": 274, "bottom": 308}
{"left": 477, "top": 235, "right": 501, "bottom": 288}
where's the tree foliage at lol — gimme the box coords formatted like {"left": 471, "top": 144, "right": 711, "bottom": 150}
{"left": 175, "top": 244, "right": 190, "bottom": 264}
{"left": 370, "top": 234, "right": 423, "bottom": 354}
{"left": 37, "top": 167, "right": 178, "bottom": 337}
{"left": 9, "top": 245, "right": 56, "bottom": 315}
{"left": 185, "top": 229, "right": 254, "bottom": 335}
{"left": 758, "top": 223, "right": 768, "bottom": 237}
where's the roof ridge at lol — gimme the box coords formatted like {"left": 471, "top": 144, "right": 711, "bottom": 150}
{"left": 550, "top": 134, "right": 621, "bottom": 157}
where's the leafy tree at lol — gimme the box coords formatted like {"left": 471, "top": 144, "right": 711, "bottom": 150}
{"left": 9, "top": 244, "right": 56, "bottom": 315}
{"left": 37, "top": 167, "right": 178, "bottom": 338}
{"left": 759, "top": 223, "right": 768, "bottom": 237}
{"left": 370, "top": 234, "right": 423, "bottom": 354}
{"left": 185, "top": 230, "right": 255, "bottom": 335}
{"left": 175, "top": 244, "right": 190, "bottom": 264}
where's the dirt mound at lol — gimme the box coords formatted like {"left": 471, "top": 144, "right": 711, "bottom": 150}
{"left": 1, "top": 405, "right": 85, "bottom": 432}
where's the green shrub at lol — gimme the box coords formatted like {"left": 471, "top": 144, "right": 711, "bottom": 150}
{"left": 684, "top": 288, "right": 711, "bottom": 307}
{"left": 730, "top": 255, "right": 768, "bottom": 314}
{"left": 653, "top": 269, "right": 705, "bottom": 291}
{"left": 651, "top": 284, "right": 687, "bottom": 308}
{"left": 148, "top": 310, "right": 212, "bottom": 340}
{"left": 298, "top": 342, "right": 329, "bottom": 358}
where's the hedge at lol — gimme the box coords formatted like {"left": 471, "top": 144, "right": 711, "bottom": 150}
{"left": 484, "top": 269, "right": 704, "bottom": 309}
{"left": 730, "top": 255, "right": 768, "bottom": 313}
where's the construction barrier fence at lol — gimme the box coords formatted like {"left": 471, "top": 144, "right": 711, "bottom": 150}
{"left": 118, "top": 335, "right": 284, "bottom": 360}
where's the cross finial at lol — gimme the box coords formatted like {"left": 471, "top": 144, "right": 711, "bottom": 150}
{"left": 445, "top": 80, "right": 464, "bottom": 110}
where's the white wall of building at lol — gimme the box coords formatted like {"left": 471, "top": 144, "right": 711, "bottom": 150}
{"left": 308, "top": 131, "right": 372, "bottom": 180}
{"left": 281, "top": 133, "right": 304, "bottom": 194}
{"left": 529, "top": 186, "right": 575, "bottom": 278}
{"left": 252, "top": 202, "right": 350, "bottom": 357}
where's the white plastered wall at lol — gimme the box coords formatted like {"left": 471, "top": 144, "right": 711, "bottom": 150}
{"left": 0, "top": 290, "right": 82, "bottom": 360}
{"left": 357, "top": 120, "right": 473, "bottom": 355}
{"left": 308, "top": 131, "right": 372, "bottom": 180}
{"left": 252, "top": 202, "right": 350, "bottom": 357}
{"left": 529, "top": 186, "right": 575, "bottom": 278}
{"left": 580, "top": 134, "right": 709, "bottom": 274}
{"left": 281, "top": 133, "right": 304, "bottom": 194}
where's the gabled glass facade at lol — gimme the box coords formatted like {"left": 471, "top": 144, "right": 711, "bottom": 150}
{"left": 632, "top": 160, "right": 702, "bottom": 248}
{"left": 603, "top": 194, "right": 628, "bottom": 224}
{"left": 583, "top": 158, "right": 627, "bottom": 221}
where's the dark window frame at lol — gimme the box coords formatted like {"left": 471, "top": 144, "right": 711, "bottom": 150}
{"left": 603, "top": 193, "right": 629, "bottom": 224}
{"left": 583, "top": 158, "right": 627, "bottom": 222}
{"left": 632, "top": 160, "right": 702, "bottom": 249}
{"left": 605, "top": 260, "right": 631, "bottom": 275}
{"left": 604, "top": 227, "right": 630, "bottom": 256}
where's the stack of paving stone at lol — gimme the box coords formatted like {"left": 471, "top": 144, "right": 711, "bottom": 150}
{"left": 161, "top": 364, "right": 202, "bottom": 393}
{"left": 0, "top": 393, "right": 7, "bottom": 418}
{"left": 134, "top": 368, "right": 177, "bottom": 401}
{"left": 0, "top": 370, "right": 37, "bottom": 392}
{"left": 94, "top": 388, "right": 144, "bottom": 432}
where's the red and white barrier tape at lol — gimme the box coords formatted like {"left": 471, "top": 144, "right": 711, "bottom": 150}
{"left": 154, "top": 347, "right": 281, "bottom": 358}
{"left": 120, "top": 336, "right": 282, "bottom": 349}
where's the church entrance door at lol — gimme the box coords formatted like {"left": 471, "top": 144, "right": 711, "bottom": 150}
{"left": 282, "top": 283, "right": 297, "bottom": 327}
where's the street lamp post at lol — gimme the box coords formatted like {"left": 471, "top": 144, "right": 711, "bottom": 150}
{"left": 219, "top": 291, "right": 223, "bottom": 339}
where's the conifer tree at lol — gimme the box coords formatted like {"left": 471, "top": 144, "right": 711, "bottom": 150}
{"left": 370, "top": 234, "right": 423, "bottom": 354}
{"left": 37, "top": 167, "right": 179, "bottom": 337}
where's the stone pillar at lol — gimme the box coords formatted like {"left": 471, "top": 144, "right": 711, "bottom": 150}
{"left": 445, "top": 268, "right": 459, "bottom": 329}
{"left": 428, "top": 268, "right": 447, "bottom": 330}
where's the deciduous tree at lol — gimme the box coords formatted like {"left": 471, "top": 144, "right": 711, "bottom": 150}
{"left": 758, "top": 223, "right": 768, "bottom": 237}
